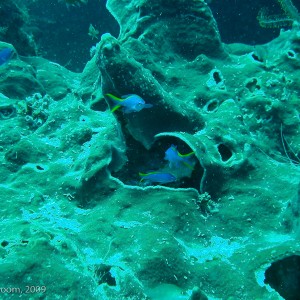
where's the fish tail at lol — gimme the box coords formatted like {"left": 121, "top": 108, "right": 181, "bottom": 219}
{"left": 111, "top": 105, "right": 121, "bottom": 113}
{"left": 139, "top": 173, "right": 146, "bottom": 182}
{"left": 105, "top": 93, "right": 124, "bottom": 102}
{"left": 178, "top": 151, "right": 195, "bottom": 158}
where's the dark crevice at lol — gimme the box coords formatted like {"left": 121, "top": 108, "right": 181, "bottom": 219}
{"left": 251, "top": 53, "right": 263, "bottom": 62}
{"left": 1, "top": 241, "right": 9, "bottom": 247}
{"left": 111, "top": 134, "right": 203, "bottom": 191}
{"left": 264, "top": 255, "right": 300, "bottom": 300}
{"left": 218, "top": 143, "right": 232, "bottom": 162}
{"left": 95, "top": 264, "right": 117, "bottom": 286}
{"left": 213, "top": 71, "right": 222, "bottom": 84}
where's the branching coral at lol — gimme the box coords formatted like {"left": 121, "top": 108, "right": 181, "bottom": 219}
{"left": 257, "top": 0, "right": 300, "bottom": 28}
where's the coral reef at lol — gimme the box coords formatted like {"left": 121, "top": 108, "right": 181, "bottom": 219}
{"left": 0, "top": 0, "right": 300, "bottom": 299}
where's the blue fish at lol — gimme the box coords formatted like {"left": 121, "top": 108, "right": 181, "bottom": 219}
{"left": 139, "top": 172, "right": 177, "bottom": 184}
{"left": 105, "top": 93, "right": 153, "bottom": 113}
{"left": 0, "top": 48, "right": 13, "bottom": 66}
{"left": 165, "top": 145, "right": 195, "bottom": 170}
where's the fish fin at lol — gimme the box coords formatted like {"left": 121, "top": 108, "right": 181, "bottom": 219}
{"left": 139, "top": 171, "right": 159, "bottom": 176}
{"left": 106, "top": 93, "right": 125, "bottom": 102}
{"left": 144, "top": 104, "right": 153, "bottom": 108}
{"left": 121, "top": 94, "right": 134, "bottom": 98}
{"left": 139, "top": 172, "right": 146, "bottom": 182}
{"left": 178, "top": 151, "right": 195, "bottom": 158}
{"left": 139, "top": 171, "right": 161, "bottom": 178}
{"left": 111, "top": 105, "right": 122, "bottom": 112}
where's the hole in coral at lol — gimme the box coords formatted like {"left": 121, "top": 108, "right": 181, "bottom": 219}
{"left": 111, "top": 134, "right": 204, "bottom": 191}
{"left": 79, "top": 115, "right": 88, "bottom": 122}
{"left": 217, "top": 144, "right": 232, "bottom": 162}
{"left": 1, "top": 241, "right": 9, "bottom": 247}
{"left": 95, "top": 264, "right": 117, "bottom": 286}
{"left": 213, "top": 71, "right": 222, "bottom": 84}
{"left": 264, "top": 255, "right": 300, "bottom": 300}
{"left": 36, "top": 165, "right": 44, "bottom": 171}
{"left": 251, "top": 52, "right": 263, "bottom": 63}
{"left": 0, "top": 106, "right": 16, "bottom": 119}
{"left": 204, "top": 98, "right": 219, "bottom": 113}
{"left": 246, "top": 78, "right": 260, "bottom": 93}
{"left": 32, "top": 164, "right": 49, "bottom": 172}
{"left": 287, "top": 50, "right": 296, "bottom": 59}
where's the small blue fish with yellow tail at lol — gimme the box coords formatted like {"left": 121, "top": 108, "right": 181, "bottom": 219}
{"left": 139, "top": 171, "right": 177, "bottom": 185}
{"left": 105, "top": 93, "right": 153, "bottom": 113}
{"left": 165, "top": 145, "right": 195, "bottom": 170}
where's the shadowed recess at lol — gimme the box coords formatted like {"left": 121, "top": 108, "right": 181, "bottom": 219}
{"left": 264, "top": 255, "right": 300, "bottom": 300}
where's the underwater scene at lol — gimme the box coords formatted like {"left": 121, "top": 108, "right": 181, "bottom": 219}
{"left": 1, "top": 0, "right": 300, "bottom": 299}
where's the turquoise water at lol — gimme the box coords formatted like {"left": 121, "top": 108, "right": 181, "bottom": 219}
{"left": 0, "top": 0, "right": 300, "bottom": 299}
